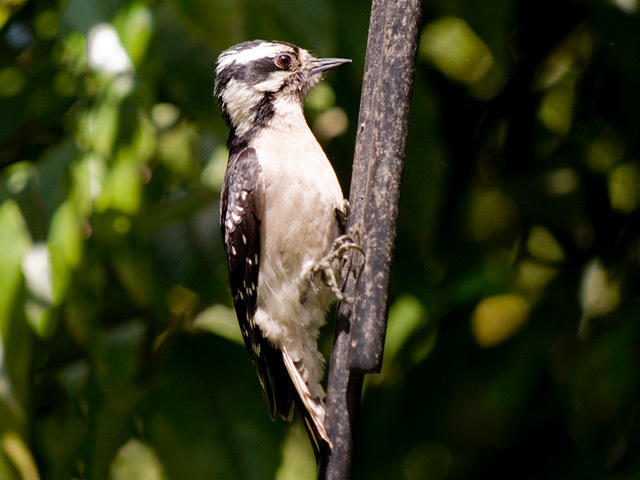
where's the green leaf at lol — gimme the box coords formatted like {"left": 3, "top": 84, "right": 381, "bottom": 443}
{"left": 193, "top": 304, "right": 243, "bottom": 345}
{"left": 420, "top": 16, "right": 494, "bottom": 84}
{"left": 274, "top": 423, "right": 315, "bottom": 480}
{"left": 60, "top": 0, "right": 104, "bottom": 36}
{"left": 109, "top": 439, "right": 168, "bottom": 480}
{"left": 0, "top": 203, "right": 32, "bottom": 439}
{"left": 526, "top": 226, "right": 566, "bottom": 263}
{"left": 0, "top": 68, "right": 25, "bottom": 98}
{"left": 79, "top": 99, "right": 119, "bottom": 158}
{"left": 118, "top": 110, "right": 156, "bottom": 166}
{"left": 36, "top": 140, "right": 77, "bottom": 219}
{"left": 114, "top": 3, "right": 153, "bottom": 66}
{"left": 68, "top": 153, "right": 107, "bottom": 218}
{"left": 110, "top": 249, "right": 155, "bottom": 308}
{"left": 0, "top": 200, "right": 30, "bottom": 336}
{"left": 36, "top": 413, "right": 87, "bottom": 480}
{"left": 98, "top": 158, "right": 142, "bottom": 214}
{"left": 471, "top": 294, "right": 531, "bottom": 347}
{"left": 92, "top": 320, "right": 146, "bottom": 392}
{"left": 47, "top": 202, "right": 84, "bottom": 307}
{"left": 157, "top": 120, "right": 197, "bottom": 177}
{"left": 89, "top": 388, "right": 146, "bottom": 480}
{"left": 1, "top": 431, "right": 40, "bottom": 480}
{"left": 384, "top": 295, "right": 428, "bottom": 367}
{"left": 0, "top": 452, "right": 18, "bottom": 480}
{"left": 609, "top": 162, "right": 640, "bottom": 213}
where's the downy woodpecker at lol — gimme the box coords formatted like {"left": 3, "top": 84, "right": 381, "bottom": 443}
{"left": 214, "top": 40, "right": 357, "bottom": 454}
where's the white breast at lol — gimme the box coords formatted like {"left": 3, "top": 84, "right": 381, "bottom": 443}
{"left": 256, "top": 101, "right": 343, "bottom": 275}
{"left": 249, "top": 98, "right": 345, "bottom": 399}
{"left": 252, "top": 100, "right": 343, "bottom": 339}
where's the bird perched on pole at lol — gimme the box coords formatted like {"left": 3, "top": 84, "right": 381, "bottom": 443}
{"left": 214, "top": 40, "right": 360, "bottom": 455}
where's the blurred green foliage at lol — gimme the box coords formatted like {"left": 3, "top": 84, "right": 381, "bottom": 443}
{"left": 1, "top": 0, "right": 640, "bottom": 479}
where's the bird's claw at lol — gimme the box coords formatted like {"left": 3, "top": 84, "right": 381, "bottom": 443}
{"left": 312, "top": 235, "right": 364, "bottom": 302}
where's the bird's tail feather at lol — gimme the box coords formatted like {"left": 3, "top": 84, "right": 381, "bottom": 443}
{"left": 281, "top": 347, "right": 332, "bottom": 458}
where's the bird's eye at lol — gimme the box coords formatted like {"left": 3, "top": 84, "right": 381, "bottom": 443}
{"left": 275, "top": 53, "right": 293, "bottom": 70}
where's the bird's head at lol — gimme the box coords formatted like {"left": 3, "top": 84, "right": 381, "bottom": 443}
{"left": 214, "top": 40, "right": 350, "bottom": 136}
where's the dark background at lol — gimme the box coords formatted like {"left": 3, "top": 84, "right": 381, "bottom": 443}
{"left": 1, "top": 0, "right": 639, "bottom": 478}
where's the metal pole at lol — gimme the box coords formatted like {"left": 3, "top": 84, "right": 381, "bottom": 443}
{"left": 318, "top": 0, "right": 421, "bottom": 477}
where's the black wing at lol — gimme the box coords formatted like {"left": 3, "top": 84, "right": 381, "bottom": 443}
{"left": 220, "top": 147, "right": 294, "bottom": 420}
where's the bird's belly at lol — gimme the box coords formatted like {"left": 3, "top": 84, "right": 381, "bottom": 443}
{"left": 261, "top": 160, "right": 342, "bottom": 274}
{"left": 256, "top": 146, "right": 344, "bottom": 328}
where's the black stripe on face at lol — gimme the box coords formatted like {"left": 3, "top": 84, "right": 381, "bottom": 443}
{"left": 246, "top": 57, "right": 282, "bottom": 82}
{"left": 214, "top": 60, "right": 243, "bottom": 100}
{"left": 227, "top": 92, "right": 275, "bottom": 153}
{"left": 215, "top": 43, "right": 302, "bottom": 100}
{"left": 252, "top": 92, "right": 275, "bottom": 127}
{"left": 215, "top": 58, "right": 281, "bottom": 100}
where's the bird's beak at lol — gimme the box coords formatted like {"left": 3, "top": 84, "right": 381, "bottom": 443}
{"left": 309, "top": 57, "right": 352, "bottom": 75}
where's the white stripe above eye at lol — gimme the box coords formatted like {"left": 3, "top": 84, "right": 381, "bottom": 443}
{"left": 217, "top": 42, "right": 286, "bottom": 72}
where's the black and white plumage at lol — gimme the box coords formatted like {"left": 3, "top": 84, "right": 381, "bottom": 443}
{"left": 214, "top": 40, "right": 352, "bottom": 455}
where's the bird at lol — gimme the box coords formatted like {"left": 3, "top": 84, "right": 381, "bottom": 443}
{"left": 214, "top": 40, "right": 360, "bottom": 456}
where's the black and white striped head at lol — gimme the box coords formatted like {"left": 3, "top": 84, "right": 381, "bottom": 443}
{"left": 214, "top": 40, "right": 350, "bottom": 137}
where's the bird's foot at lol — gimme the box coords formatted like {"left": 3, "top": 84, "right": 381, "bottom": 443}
{"left": 312, "top": 235, "right": 364, "bottom": 302}
{"left": 335, "top": 199, "right": 350, "bottom": 233}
